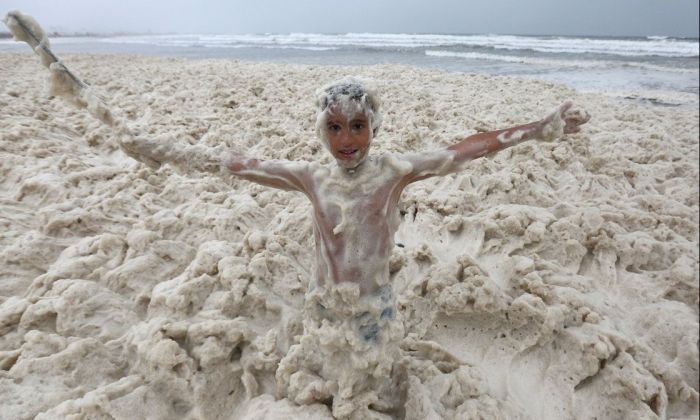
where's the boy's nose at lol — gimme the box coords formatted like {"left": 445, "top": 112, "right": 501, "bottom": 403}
{"left": 339, "top": 130, "right": 353, "bottom": 146}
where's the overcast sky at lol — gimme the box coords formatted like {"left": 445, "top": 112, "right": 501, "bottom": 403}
{"left": 1, "top": 0, "right": 698, "bottom": 38}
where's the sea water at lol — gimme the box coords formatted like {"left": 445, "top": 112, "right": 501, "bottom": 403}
{"left": 1, "top": 32, "right": 698, "bottom": 106}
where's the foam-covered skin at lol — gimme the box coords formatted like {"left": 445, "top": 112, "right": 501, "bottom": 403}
{"left": 454, "top": 101, "right": 590, "bottom": 158}
{"left": 2, "top": 11, "right": 147, "bottom": 163}
{"left": 225, "top": 102, "right": 588, "bottom": 297}
{"left": 3, "top": 10, "right": 49, "bottom": 51}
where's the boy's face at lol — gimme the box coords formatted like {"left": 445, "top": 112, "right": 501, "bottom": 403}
{"left": 324, "top": 106, "right": 372, "bottom": 169}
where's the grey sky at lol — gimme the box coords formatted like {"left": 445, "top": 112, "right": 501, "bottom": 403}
{"left": 1, "top": 0, "right": 698, "bottom": 37}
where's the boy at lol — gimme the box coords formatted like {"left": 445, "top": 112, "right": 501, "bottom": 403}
{"left": 221, "top": 78, "right": 589, "bottom": 416}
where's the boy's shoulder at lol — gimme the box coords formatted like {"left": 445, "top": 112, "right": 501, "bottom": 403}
{"left": 375, "top": 152, "right": 413, "bottom": 176}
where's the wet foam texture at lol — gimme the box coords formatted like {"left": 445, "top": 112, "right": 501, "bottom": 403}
{"left": 0, "top": 53, "right": 698, "bottom": 419}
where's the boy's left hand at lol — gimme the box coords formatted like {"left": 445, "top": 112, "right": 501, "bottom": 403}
{"left": 560, "top": 101, "right": 591, "bottom": 134}
{"left": 538, "top": 101, "right": 591, "bottom": 141}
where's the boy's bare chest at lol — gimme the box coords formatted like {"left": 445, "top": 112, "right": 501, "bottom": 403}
{"left": 310, "top": 167, "right": 402, "bottom": 236}
{"left": 315, "top": 187, "right": 388, "bottom": 223}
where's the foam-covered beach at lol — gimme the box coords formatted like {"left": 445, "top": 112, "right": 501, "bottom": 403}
{"left": 0, "top": 52, "right": 698, "bottom": 419}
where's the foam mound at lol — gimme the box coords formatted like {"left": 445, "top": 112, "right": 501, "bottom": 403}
{"left": 0, "top": 53, "right": 697, "bottom": 419}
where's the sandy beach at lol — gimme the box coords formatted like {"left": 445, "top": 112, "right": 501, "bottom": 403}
{"left": 0, "top": 52, "right": 698, "bottom": 419}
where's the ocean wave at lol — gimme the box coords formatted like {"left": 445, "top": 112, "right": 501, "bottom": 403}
{"left": 43, "top": 33, "right": 699, "bottom": 58}
{"left": 425, "top": 50, "right": 698, "bottom": 73}
{"left": 647, "top": 35, "right": 670, "bottom": 41}
{"left": 417, "top": 34, "right": 698, "bottom": 57}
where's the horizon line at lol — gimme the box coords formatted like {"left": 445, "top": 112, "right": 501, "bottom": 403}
{"left": 1, "top": 31, "right": 698, "bottom": 40}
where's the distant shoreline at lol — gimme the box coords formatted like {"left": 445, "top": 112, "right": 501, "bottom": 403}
{"left": 0, "top": 31, "right": 143, "bottom": 39}
{"left": 1, "top": 31, "right": 698, "bottom": 41}
{"left": 0, "top": 31, "right": 79, "bottom": 39}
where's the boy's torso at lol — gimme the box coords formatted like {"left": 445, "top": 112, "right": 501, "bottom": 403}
{"left": 306, "top": 154, "right": 408, "bottom": 295}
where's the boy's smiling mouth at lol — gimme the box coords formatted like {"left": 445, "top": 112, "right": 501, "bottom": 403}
{"left": 338, "top": 149, "right": 358, "bottom": 158}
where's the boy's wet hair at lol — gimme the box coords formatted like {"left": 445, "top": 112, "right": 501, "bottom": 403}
{"left": 315, "top": 77, "right": 382, "bottom": 143}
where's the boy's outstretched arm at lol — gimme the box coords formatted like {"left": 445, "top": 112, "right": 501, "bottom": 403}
{"left": 224, "top": 152, "right": 312, "bottom": 193}
{"left": 2, "top": 11, "right": 221, "bottom": 174}
{"left": 112, "top": 136, "right": 314, "bottom": 196}
{"left": 402, "top": 101, "right": 590, "bottom": 184}
{"left": 448, "top": 101, "right": 590, "bottom": 164}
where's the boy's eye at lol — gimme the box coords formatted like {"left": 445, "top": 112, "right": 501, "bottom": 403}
{"left": 327, "top": 123, "right": 341, "bottom": 132}
{"left": 352, "top": 123, "right": 365, "bottom": 130}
